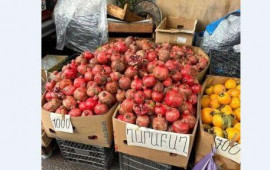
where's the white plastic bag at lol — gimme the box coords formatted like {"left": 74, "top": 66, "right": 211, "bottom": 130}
{"left": 54, "top": 0, "right": 108, "bottom": 52}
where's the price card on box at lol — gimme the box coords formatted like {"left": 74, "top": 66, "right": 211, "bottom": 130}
{"left": 50, "top": 113, "right": 73, "bottom": 133}
{"left": 214, "top": 136, "right": 241, "bottom": 163}
{"left": 126, "top": 124, "right": 190, "bottom": 157}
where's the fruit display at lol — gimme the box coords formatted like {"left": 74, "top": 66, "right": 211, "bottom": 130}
{"left": 201, "top": 78, "right": 241, "bottom": 143}
{"left": 42, "top": 37, "right": 208, "bottom": 120}
{"left": 110, "top": 37, "right": 209, "bottom": 134}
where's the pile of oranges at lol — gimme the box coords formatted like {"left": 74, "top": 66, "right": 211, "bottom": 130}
{"left": 201, "top": 78, "right": 241, "bottom": 144}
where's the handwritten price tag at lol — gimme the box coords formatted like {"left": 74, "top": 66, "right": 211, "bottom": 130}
{"left": 50, "top": 113, "right": 73, "bottom": 133}
{"left": 126, "top": 124, "right": 190, "bottom": 157}
{"left": 214, "top": 136, "right": 241, "bottom": 163}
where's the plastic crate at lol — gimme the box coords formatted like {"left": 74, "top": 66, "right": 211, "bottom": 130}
{"left": 56, "top": 139, "right": 115, "bottom": 170}
{"left": 209, "top": 49, "right": 240, "bottom": 78}
{"left": 119, "top": 153, "right": 172, "bottom": 170}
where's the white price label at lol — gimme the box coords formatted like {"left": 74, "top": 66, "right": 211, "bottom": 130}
{"left": 214, "top": 136, "right": 241, "bottom": 163}
{"left": 177, "top": 37, "right": 187, "bottom": 43}
{"left": 126, "top": 124, "right": 190, "bottom": 157}
{"left": 50, "top": 113, "right": 73, "bottom": 133}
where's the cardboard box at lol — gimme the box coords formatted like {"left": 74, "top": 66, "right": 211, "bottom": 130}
{"left": 113, "top": 105, "right": 199, "bottom": 168}
{"left": 41, "top": 94, "right": 118, "bottom": 148}
{"left": 195, "top": 75, "right": 240, "bottom": 170}
{"left": 155, "top": 17, "right": 197, "bottom": 45}
{"left": 156, "top": 0, "right": 240, "bottom": 32}
{"left": 42, "top": 127, "right": 52, "bottom": 147}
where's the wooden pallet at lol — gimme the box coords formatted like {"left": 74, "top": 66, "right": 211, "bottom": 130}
{"left": 108, "top": 19, "right": 153, "bottom": 33}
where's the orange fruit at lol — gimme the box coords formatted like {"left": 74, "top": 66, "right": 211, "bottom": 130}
{"left": 201, "top": 95, "right": 211, "bottom": 108}
{"left": 213, "top": 84, "right": 226, "bottom": 94}
{"left": 234, "top": 108, "right": 241, "bottom": 121}
{"left": 225, "top": 79, "right": 237, "bottom": 89}
{"left": 230, "top": 97, "right": 240, "bottom": 109}
{"left": 225, "top": 127, "right": 240, "bottom": 142}
{"left": 201, "top": 108, "right": 213, "bottom": 124}
{"left": 210, "top": 94, "right": 219, "bottom": 100}
{"left": 212, "top": 114, "right": 224, "bottom": 128}
{"left": 205, "top": 85, "right": 214, "bottom": 95}
{"left": 220, "top": 105, "right": 233, "bottom": 115}
{"left": 228, "top": 89, "right": 240, "bottom": 97}
{"left": 234, "top": 123, "right": 241, "bottom": 131}
{"left": 218, "top": 92, "right": 231, "bottom": 105}
{"left": 210, "top": 98, "right": 220, "bottom": 109}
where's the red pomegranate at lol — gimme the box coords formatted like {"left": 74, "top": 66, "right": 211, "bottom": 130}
{"left": 63, "top": 96, "right": 77, "bottom": 110}
{"left": 85, "top": 97, "right": 98, "bottom": 111}
{"left": 142, "top": 74, "right": 157, "bottom": 88}
{"left": 98, "top": 91, "right": 115, "bottom": 105}
{"left": 123, "top": 112, "right": 136, "bottom": 124}
{"left": 165, "top": 90, "right": 184, "bottom": 108}
{"left": 94, "top": 103, "right": 108, "bottom": 115}
{"left": 134, "top": 91, "right": 145, "bottom": 104}
{"left": 73, "top": 87, "right": 87, "bottom": 101}
{"left": 121, "top": 99, "right": 135, "bottom": 113}
{"left": 133, "top": 103, "right": 148, "bottom": 116}
{"left": 69, "top": 108, "right": 82, "bottom": 117}
{"left": 172, "top": 120, "right": 190, "bottom": 134}
{"left": 151, "top": 91, "right": 164, "bottom": 102}
{"left": 131, "top": 76, "right": 143, "bottom": 90}
{"left": 154, "top": 103, "right": 167, "bottom": 116}
{"left": 105, "top": 81, "right": 119, "bottom": 94}
{"left": 136, "top": 115, "right": 150, "bottom": 127}
{"left": 165, "top": 108, "right": 180, "bottom": 122}
{"left": 81, "top": 110, "right": 94, "bottom": 116}
{"left": 119, "top": 76, "right": 131, "bottom": 90}
{"left": 153, "top": 63, "right": 169, "bottom": 81}
{"left": 152, "top": 114, "right": 168, "bottom": 131}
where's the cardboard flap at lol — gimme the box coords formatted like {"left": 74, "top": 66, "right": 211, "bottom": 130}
{"left": 156, "top": 28, "right": 195, "bottom": 34}
{"left": 156, "top": 16, "right": 197, "bottom": 34}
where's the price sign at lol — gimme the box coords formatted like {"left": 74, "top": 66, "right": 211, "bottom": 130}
{"left": 214, "top": 136, "right": 241, "bottom": 163}
{"left": 50, "top": 113, "right": 73, "bottom": 133}
{"left": 126, "top": 124, "right": 190, "bottom": 157}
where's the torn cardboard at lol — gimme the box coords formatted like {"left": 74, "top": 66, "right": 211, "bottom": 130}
{"left": 41, "top": 94, "right": 118, "bottom": 148}
{"left": 195, "top": 75, "right": 240, "bottom": 169}
{"left": 155, "top": 17, "right": 197, "bottom": 45}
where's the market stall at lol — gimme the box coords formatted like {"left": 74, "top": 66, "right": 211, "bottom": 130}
{"left": 41, "top": 0, "right": 240, "bottom": 169}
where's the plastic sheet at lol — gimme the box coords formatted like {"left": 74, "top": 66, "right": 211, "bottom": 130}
{"left": 198, "top": 12, "right": 240, "bottom": 53}
{"left": 54, "top": 0, "right": 108, "bottom": 52}
{"left": 192, "top": 148, "right": 218, "bottom": 170}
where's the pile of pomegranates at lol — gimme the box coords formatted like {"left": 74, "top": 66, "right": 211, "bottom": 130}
{"left": 43, "top": 36, "right": 207, "bottom": 129}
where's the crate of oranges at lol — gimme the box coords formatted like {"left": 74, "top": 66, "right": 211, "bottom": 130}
{"left": 195, "top": 75, "right": 240, "bottom": 170}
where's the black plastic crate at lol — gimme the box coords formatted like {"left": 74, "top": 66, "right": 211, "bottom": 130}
{"left": 119, "top": 153, "right": 172, "bottom": 170}
{"left": 56, "top": 139, "right": 115, "bottom": 170}
{"left": 209, "top": 49, "right": 240, "bottom": 78}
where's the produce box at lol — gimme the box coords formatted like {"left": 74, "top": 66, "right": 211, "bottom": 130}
{"left": 56, "top": 139, "right": 115, "bottom": 170}
{"left": 42, "top": 127, "right": 52, "bottom": 147}
{"left": 113, "top": 105, "right": 199, "bottom": 168}
{"left": 195, "top": 75, "right": 240, "bottom": 169}
{"left": 155, "top": 17, "right": 197, "bottom": 46}
{"left": 42, "top": 93, "right": 118, "bottom": 147}
{"left": 119, "top": 153, "right": 172, "bottom": 170}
